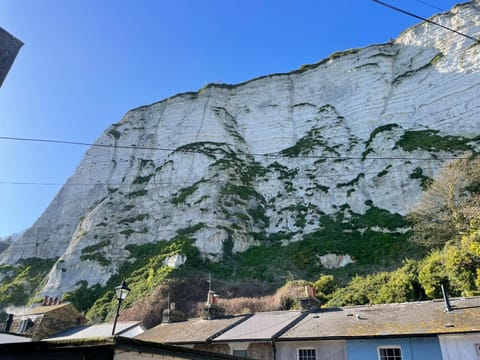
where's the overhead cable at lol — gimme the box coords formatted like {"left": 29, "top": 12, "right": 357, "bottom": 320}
{"left": 372, "top": 0, "right": 480, "bottom": 43}
{"left": 411, "top": 0, "right": 446, "bottom": 13}
{"left": 0, "top": 135, "right": 467, "bottom": 161}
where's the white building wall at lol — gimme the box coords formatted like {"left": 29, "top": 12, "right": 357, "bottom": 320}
{"left": 276, "top": 340, "right": 346, "bottom": 360}
{"left": 439, "top": 333, "right": 480, "bottom": 360}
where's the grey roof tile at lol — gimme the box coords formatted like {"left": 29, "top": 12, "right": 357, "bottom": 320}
{"left": 137, "top": 316, "right": 248, "bottom": 344}
{"left": 279, "top": 297, "right": 480, "bottom": 339}
{"left": 213, "top": 311, "right": 304, "bottom": 342}
{"left": 46, "top": 321, "right": 142, "bottom": 340}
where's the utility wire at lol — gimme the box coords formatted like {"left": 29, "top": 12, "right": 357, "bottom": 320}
{"left": 411, "top": 0, "right": 473, "bottom": 25}
{"left": 372, "top": 0, "right": 480, "bottom": 43}
{"left": 0, "top": 135, "right": 467, "bottom": 161}
{"left": 411, "top": 0, "right": 446, "bottom": 13}
{"left": 0, "top": 164, "right": 444, "bottom": 187}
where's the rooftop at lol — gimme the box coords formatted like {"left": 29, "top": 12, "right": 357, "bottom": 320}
{"left": 279, "top": 297, "right": 480, "bottom": 340}
{"left": 213, "top": 311, "right": 305, "bottom": 342}
{"left": 46, "top": 321, "right": 144, "bottom": 340}
{"left": 137, "top": 315, "right": 248, "bottom": 344}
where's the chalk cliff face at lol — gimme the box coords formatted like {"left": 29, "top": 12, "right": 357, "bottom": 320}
{"left": 2, "top": 2, "right": 480, "bottom": 296}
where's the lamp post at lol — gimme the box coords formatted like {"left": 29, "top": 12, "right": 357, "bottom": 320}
{"left": 112, "top": 280, "right": 130, "bottom": 336}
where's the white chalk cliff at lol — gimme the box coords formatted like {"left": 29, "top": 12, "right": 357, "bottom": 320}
{"left": 2, "top": 2, "right": 480, "bottom": 296}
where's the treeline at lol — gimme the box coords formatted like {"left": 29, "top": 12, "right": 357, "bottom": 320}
{"left": 315, "top": 155, "right": 480, "bottom": 306}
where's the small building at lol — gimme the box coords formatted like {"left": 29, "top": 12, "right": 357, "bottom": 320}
{"left": 8, "top": 301, "right": 82, "bottom": 341}
{"left": 211, "top": 311, "right": 306, "bottom": 359}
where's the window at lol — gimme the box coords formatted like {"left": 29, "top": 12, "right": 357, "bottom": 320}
{"left": 378, "top": 347, "right": 402, "bottom": 360}
{"left": 298, "top": 348, "right": 316, "bottom": 360}
{"left": 232, "top": 350, "right": 247, "bottom": 358}
{"left": 17, "top": 319, "right": 29, "bottom": 333}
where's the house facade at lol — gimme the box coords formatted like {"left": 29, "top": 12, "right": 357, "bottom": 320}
{"left": 277, "top": 297, "right": 480, "bottom": 360}
{"left": 138, "top": 296, "right": 480, "bottom": 360}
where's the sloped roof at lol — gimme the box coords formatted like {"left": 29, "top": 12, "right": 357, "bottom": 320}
{"left": 22, "top": 303, "right": 76, "bottom": 316}
{"left": 279, "top": 297, "right": 480, "bottom": 340}
{"left": 213, "top": 311, "right": 305, "bottom": 342}
{"left": 46, "top": 321, "right": 143, "bottom": 340}
{"left": 12, "top": 303, "right": 81, "bottom": 340}
{"left": 0, "top": 332, "right": 31, "bottom": 344}
{"left": 137, "top": 316, "right": 248, "bottom": 344}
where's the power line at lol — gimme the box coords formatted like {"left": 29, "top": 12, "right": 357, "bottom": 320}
{"left": 0, "top": 135, "right": 467, "bottom": 161}
{"left": 372, "top": 0, "right": 480, "bottom": 43}
{"left": 0, "top": 163, "right": 444, "bottom": 188}
{"left": 411, "top": 0, "right": 446, "bottom": 13}
{"left": 410, "top": 0, "right": 473, "bottom": 25}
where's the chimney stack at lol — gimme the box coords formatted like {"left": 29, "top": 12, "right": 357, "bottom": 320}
{"left": 4, "top": 314, "right": 13, "bottom": 332}
{"left": 162, "top": 302, "right": 185, "bottom": 323}
{"left": 203, "top": 290, "right": 224, "bottom": 320}
{"left": 299, "top": 286, "right": 320, "bottom": 311}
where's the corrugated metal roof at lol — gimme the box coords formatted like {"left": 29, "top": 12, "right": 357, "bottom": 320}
{"left": 213, "top": 311, "right": 304, "bottom": 342}
{"left": 137, "top": 316, "right": 248, "bottom": 344}
{"left": 279, "top": 297, "right": 480, "bottom": 340}
{"left": 46, "top": 321, "right": 142, "bottom": 340}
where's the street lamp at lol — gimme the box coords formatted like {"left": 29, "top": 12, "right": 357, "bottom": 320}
{"left": 112, "top": 280, "right": 131, "bottom": 335}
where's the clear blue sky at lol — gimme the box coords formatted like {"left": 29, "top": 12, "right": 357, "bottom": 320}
{"left": 0, "top": 0, "right": 461, "bottom": 237}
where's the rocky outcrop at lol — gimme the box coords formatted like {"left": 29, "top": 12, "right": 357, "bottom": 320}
{"left": 1, "top": 2, "right": 480, "bottom": 296}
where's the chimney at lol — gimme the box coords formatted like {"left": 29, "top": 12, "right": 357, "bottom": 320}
{"left": 203, "top": 291, "right": 224, "bottom": 320}
{"left": 43, "top": 296, "right": 49, "bottom": 306}
{"left": 441, "top": 284, "right": 453, "bottom": 312}
{"left": 162, "top": 302, "right": 185, "bottom": 323}
{"left": 299, "top": 286, "right": 321, "bottom": 311}
{"left": 4, "top": 314, "right": 13, "bottom": 332}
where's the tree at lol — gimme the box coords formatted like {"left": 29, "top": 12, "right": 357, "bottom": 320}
{"left": 409, "top": 155, "right": 480, "bottom": 245}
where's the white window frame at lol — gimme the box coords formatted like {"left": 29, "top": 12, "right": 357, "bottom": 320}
{"left": 377, "top": 346, "right": 403, "bottom": 360}
{"left": 297, "top": 347, "right": 317, "bottom": 360}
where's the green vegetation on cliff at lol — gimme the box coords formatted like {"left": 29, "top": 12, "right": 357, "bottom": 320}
{"left": 396, "top": 130, "right": 479, "bottom": 152}
{"left": 0, "top": 258, "right": 57, "bottom": 308}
